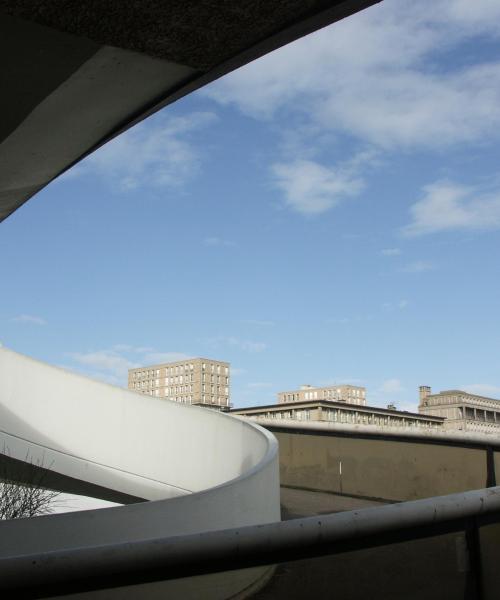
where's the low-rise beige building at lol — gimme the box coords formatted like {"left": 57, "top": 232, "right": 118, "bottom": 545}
{"left": 418, "top": 386, "right": 500, "bottom": 433}
{"left": 233, "top": 399, "right": 444, "bottom": 430}
{"left": 278, "top": 384, "right": 366, "bottom": 406}
{"left": 128, "top": 358, "right": 230, "bottom": 409}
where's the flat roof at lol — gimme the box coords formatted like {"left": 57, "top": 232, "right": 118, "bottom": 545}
{"left": 232, "top": 400, "right": 445, "bottom": 421}
{"left": 428, "top": 390, "right": 500, "bottom": 405}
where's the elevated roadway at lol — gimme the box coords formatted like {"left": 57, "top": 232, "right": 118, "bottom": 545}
{"left": 0, "top": 347, "right": 280, "bottom": 597}
{"left": 0, "top": 0, "right": 380, "bottom": 222}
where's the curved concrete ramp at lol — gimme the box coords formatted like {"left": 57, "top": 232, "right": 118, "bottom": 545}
{"left": 0, "top": 346, "right": 280, "bottom": 597}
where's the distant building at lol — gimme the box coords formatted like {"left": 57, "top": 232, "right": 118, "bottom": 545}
{"left": 418, "top": 386, "right": 500, "bottom": 433}
{"left": 278, "top": 384, "right": 366, "bottom": 406}
{"left": 233, "top": 399, "right": 444, "bottom": 430}
{"left": 128, "top": 358, "right": 230, "bottom": 410}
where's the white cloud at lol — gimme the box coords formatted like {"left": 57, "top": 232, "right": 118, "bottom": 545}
{"left": 202, "top": 336, "right": 267, "bottom": 353}
{"left": 66, "top": 346, "right": 190, "bottom": 385}
{"left": 381, "top": 248, "right": 401, "bottom": 256}
{"left": 403, "top": 180, "right": 500, "bottom": 236}
{"left": 203, "top": 237, "right": 235, "bottom": 247}
{"left": 67, "top": 350, "right": 135, "bottom": 379}
{"left": 379, "top": 378, "right": 405, "bottom": 394}
{"left": 462, "top": 384, "right": 500, "bottom": 398}
{"left": 400, "top": 260, "right": 435, "bottom": 273}
{"left": 272, "top": 158, "right": 364, "bottom": 215}
{"left": 382, "top": 300, "right": 409, "bottom": 310}
{"left": 112, "top": 344, "right": 154, "bottom": 353}
{"left": 75, "top": 112, "right": 217, "bottom": 190}
{"left": 205, "top": 1, "right": 500, "bottom": 150}
{"left": 11, "top": 314, "right": 46, "bottom": 326}
{"left": 142, "top": 352, "right": 191, "bottom": 364}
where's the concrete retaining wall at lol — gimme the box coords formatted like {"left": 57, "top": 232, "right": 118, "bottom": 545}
{"left": 265, "top": 423, "right": 497, "bottom": 501}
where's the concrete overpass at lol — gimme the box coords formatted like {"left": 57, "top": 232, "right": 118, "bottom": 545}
{"left": 0, "top": 0, "right": 380, "bottom": 222}
{"left": 0, "top": 346, "right": 280, "bottom": 598}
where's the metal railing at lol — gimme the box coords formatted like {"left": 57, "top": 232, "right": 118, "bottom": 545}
{"left": 1, "top": 485, "right": 499, "bottom": 598}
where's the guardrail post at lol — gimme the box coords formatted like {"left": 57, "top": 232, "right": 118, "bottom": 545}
{"left": 486, "top": 446, "right": 496, "bottom": 488}
{"left": 465, "top": 517, "right": 484, "bottom": 600}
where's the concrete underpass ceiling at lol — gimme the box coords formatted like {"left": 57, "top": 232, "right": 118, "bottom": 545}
{"left": 0, "top": 0, "right": 380, "bottom": 222}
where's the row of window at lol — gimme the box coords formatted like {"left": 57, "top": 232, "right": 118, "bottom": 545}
{"left": 139, "top": 391, "right": 227, "bottom": 406}
{"left": 254, "top": 409, "right": 440, "bottom": 428}
{"left": 463, "top": 407, "right": 500, "bottom": 423}
{"left": 429, "top": 395, "right": 500, "bottom": 410}
{"left": 201, "top": 363, "right": 228, "bottom": 375}
{"left": 165, "top": 374, "right": 194, "bottom": 385}
{"left": 132, "top": 365, "right": 230, "bottom": 380}
{"left": 282, "top": 388, "right": 366, "bottom": 403}
{"left": 323, "top": 409, "right": 439, "bottom": 427}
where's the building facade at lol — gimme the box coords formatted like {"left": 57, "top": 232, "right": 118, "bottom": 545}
{"left": 233, "top": 399, "right": 444, "bottom": 430}
{"left": 128, "top": 358, "right": 230, "bottom": 409}
{"left": 278, "top": 384, "right": 366, "bottom": 406}
{"left": 418, "top": 386, "right": 500, "bottom": 433}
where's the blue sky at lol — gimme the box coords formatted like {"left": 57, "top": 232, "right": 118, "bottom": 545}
{"left": 2, "top": 0, "right": 500, "bottom": 411}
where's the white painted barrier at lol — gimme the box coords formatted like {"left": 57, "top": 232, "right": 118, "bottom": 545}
{"left": 0, "top": 347, "right": 280, "bottom": 597}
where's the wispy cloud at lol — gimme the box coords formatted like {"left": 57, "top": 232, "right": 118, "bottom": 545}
{"left": 143, "top": 352, "right": 191, "bottom": 364}
{"left": 72, "top": 112, "right": 217, "bottom": 191}
{"left": 205, "top": 1, "right": 500, "bottom": 150}
{"left": 402, "top": 180, "right": 500, "bottom": 236}
{"left": 462, "top": 384, "right": 500, "bottom": 398}
{"left": 112, "top": 344, "right": 154, "bottom": 353}
{"left": 203, "top": 236, "right": 235, "bottom": 247}
{"left": 272, "top": 158, "right": 364, "bottom": 215}
{"left": 11, "top": 314, "right": 46, "bottom": 326}
{"left": 400, "top": 260, "right": 435, "bottom": 273}
{"left": 201, "top": 336, "right": 267, "bottom": 353}
{"left": 66, "top": 346, "right": 190, "bottom": 385}
{"left": 67, "top": 350, "right": 134, "bottom": 380}
{"left": 379, "top": 378, "right": 405, "bottom": 394}
{"left": 382, "top": 299, "right": 409, "bottom": 310}
{"left": 205, "top": 1, "right": 500, "bottom": 224}
{"left": 381, "top": 248, "right": 401, "bottom": 256}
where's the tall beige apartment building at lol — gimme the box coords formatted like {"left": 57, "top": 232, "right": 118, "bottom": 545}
{"left": 128, "top": 358, "right": 230, "bottom": 410}
{"left": 419, "top": 386, "right": 500, "bottom": 433}
{"left": 278, "top": 384, "right": 366, "bottom": 406}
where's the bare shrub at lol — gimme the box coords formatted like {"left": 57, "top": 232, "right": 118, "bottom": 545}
{"left": 0, "top": 448, "right": 61, "bottom": 520}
